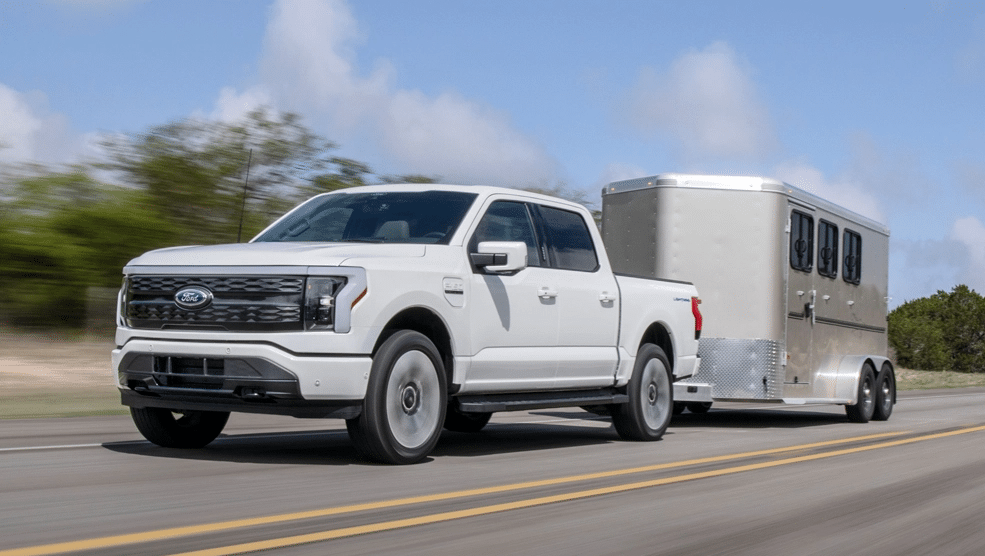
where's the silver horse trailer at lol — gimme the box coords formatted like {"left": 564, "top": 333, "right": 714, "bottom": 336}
{"left": 601, "top": 173, "right": 894, "bottom": 422}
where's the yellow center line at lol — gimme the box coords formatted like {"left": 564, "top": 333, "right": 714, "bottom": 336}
{"left": 0, "top": 430, "right": 908, "bottom": 556}
{"left": 168, "top": 424, "right": 985, "bottom": 556}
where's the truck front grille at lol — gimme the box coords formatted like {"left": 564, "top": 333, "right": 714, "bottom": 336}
{"left": 125, "top": 275, "right": 305, "bottom": 331}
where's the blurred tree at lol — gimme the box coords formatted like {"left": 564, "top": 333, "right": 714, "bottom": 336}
{"left": 100, "top": 108, "right": 342, "bottom": 243}
{"left": 889, "top": 285, "right": 985, "bottom": 372}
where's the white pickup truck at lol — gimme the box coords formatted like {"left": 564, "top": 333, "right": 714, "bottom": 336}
{"left": 113, "top": 184, "right": 701, "bottom": 463}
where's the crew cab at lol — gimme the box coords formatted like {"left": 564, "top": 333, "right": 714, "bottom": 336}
{"left": 113, "top": 185, "right": 701, "bottom": 463}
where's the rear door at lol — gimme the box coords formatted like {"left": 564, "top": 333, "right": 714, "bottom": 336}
{"left": 536, "top": 204, "right": 620, "bottom": 389}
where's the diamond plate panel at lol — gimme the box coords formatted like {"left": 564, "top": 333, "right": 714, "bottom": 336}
{"left": 689, "top": 338, "right": 783, "bottom": 400}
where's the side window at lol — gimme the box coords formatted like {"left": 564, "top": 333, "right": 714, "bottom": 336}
{"left": 538, "top": 205, "right": 599, "bottom": 272}
{"left": 790, "top": 210, "right": 814, "bottom": 272}
{"left": 469, "top": 201, "right": 540, "bottom": 267}
{"left": 818, "top": 220, "right": 838, "bottom": 278}
{"left": 843, "top": 230, "right": 862, "bottom": 284}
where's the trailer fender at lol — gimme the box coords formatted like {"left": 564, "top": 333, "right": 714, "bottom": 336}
{"left": 835, "top": 355, "right": 894, "bottom": 404}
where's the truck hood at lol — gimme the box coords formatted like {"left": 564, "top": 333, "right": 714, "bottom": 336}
{"left": 125, "top": 242, "right": 427, "bottom": 268}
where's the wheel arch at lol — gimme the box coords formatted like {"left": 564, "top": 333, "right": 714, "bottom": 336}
{"left": 374, "top": 307, "right": 455, "bottom": 389}
{"left": 637, "top": 322, "right": 675, "bottom": 374}
{"left": 835, "top": 355, "right": 894, "bottom": 404}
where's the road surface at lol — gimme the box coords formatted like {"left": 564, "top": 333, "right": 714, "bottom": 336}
{"left": 2, "top": 388, "right": 985, "bottom": 555}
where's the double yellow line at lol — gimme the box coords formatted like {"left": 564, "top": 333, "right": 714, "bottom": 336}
{"left": 4, "top": 425, "right": 984, "bottom": 556}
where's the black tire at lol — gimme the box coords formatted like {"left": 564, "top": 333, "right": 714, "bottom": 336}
{"left": 686, "top": 402, "right": 713, "bottom": 414}
{"left": 873, "top": 364, "right": 895, "bottom": 421}
{"left": 612, "top": 343, "right": 673, "bottom": 441}
{"left": 347, "top": 330, "right": 447, "bottom": 464}
{"left": 846, "top": 364, "right": 877, "bottom": 423}
{"left": 130, "top": 407, "right": 229, "bottom": 448}
{"left": 443, "top": 405, "right": 492, "bottom": 433}
{"left": 672, "top": 402, "right": 686, "bottom": 416}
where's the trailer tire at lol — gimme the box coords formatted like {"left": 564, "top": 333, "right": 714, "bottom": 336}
{"left": 130, "top": 407, "right": 229, "bottom": 449}
{"left": 346, "top": 330, "right": 447, "bottom": 464}
{"left": 612, "top": 343, "right": 673, "bottom": 441}
{"left": 873, "top": 364, "right": 895, "bottom": 421}
{"left": 846, "top": 364, "right": 876, "bottom": 423}
{"left": 443, "top": 406, "right": 492, "bottom": 433}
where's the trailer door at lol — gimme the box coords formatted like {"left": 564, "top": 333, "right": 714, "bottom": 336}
{"left": 786, "top": 206, "right": 815, "bottom": 387}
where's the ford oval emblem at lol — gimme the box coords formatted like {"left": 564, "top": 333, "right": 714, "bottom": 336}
{"left": 174, "top": 287, "right": 213, "bottom": 310}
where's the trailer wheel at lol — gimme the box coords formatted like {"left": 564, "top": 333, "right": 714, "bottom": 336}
{"left": 443, "top": 406, "right": 492, "bottom": 433}
{"left": 612, "top": 343, "right": 673, "bottom": 441}
{"left": 130, "top": 407, "right": 229, "bottom": 448}
{"left": 873, "top": 364, "right": 895, "bottom": 421}
{"left": 347, "top": 330, "right": 446, "bottom": 464}
{"left": 846, "top": 364, "right": 876, "bottom": 423}
{"left": 686, "top": 402, "right": 713, "bottom": 414}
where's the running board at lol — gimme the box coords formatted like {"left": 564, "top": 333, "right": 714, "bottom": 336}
{"left": 455, "top": 389, "right": 628, "bottom": 413}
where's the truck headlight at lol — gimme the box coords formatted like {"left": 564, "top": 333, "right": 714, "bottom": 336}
{"left": 304, "top": 277, "right": 346, "bottom": 330}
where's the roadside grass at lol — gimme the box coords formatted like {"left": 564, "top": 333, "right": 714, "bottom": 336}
{"left": 895, "top": 368, "right": 985, "bottom": 391}
{"left": 0, "top": 389, "right": 127, "bottom": 419}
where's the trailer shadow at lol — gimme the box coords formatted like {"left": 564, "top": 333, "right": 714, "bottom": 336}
{"left": 670, "top": 408, "right": 850, "bottom": 429}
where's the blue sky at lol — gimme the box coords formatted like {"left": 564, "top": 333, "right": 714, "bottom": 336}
{"left": 1, "top": 0, "right": 983, "bottom": 306}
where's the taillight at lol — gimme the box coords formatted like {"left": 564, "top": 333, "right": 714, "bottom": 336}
{"left": 691, "top": 296, "right": 702, "bottom": 340}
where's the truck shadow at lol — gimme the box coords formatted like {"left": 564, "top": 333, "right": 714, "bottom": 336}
{"left": 100, "top": 421, "right": 619, "bottom": 465}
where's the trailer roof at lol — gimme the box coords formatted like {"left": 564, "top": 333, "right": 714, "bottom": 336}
{"left": 603, "top": 173, "right": 889, "bottom": 236}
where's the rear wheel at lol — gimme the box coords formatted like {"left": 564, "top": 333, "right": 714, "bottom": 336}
{"left": 130, "top": 407, "right": 229, "bottom": 448}
{"left": 686, "top": 402, "right": 713, "bottom": 414}
{"left": 443, "top": 406, "right": 492, "bottom": 433}
{"left": 846, "top": 364, "right": 876, "bottom": 423}
{"left": 347, "top": 331, "right": 447, "bottom": 464}
{"left": 873, "top": 364, "right": 895, "bottom": 421}
{"left": 612, "top": 343, "right": 673, "bottom": 441}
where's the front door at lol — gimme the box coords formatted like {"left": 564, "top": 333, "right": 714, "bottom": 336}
{"left": 466, "top": 200, "right": 560, "bottom": 392}
{"left": 786, "top": 205, "right": 815, "bottom": 390}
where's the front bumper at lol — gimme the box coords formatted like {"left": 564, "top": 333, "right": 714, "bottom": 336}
{"left": 113, "top": 339, "right": 372, "bottom": 418}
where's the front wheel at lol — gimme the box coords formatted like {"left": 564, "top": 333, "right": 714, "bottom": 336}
{"left": 612, "top": 343, "right": 673, "bottom": 441}
{"left": 130, "top": 407, "right": 229, "bottom": 448}
{"left": 347, "top": 331, "right": 447, "bottom": 464}
{"left": 846, "top": 364, "right": 876, "bottom": 423}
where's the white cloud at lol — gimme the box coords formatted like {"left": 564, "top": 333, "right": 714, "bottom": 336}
{"left": 951, "top": 216, "right": 985, "bottom": 291}
{"left": 0, "top": 83, "right": 78, "bottom": 165}
{"left": 772, "top": 159, "right": 886, "bottom": 224}
{"left": 214, "top": 0, "right": 556, "bottom": 186}
{"left": 624, "top": 42, "right": 777, "bottom": 162}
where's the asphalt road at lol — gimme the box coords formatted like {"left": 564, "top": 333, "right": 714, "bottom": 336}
{"left": 2, "top": 388, "right": 985, "bottom": 556}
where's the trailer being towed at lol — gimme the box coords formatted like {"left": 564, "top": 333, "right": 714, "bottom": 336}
{"left": 601, "top": 173, "right": 894, "bottom": 422}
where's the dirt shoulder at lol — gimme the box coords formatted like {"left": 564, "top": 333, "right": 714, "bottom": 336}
{"left": 0, "top": 331, "right": 123, "bottom": 418}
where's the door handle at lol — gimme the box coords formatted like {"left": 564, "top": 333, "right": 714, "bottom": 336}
{"left": 538, "top": 287, "right": 558, "bottom": 299}
{"left": 599, "top": 292, "right": 617, "bottom": 303}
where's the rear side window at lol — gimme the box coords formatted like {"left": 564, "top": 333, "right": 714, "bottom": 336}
{"left": 538, "top": 206, "right": 599, "bottom": 272}
{"left": 818, "top": 220, "right": 838, "bottom": 279}
{"left": 790, "top": 211, "right": 814, "bottom": 272}
{"left": 843, "top": 230, "right": 862, "bottom": 284}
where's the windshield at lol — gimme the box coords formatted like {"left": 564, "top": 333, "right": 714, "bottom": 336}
{"left": 253, "top": 190, "right": 479, "bottom": 244}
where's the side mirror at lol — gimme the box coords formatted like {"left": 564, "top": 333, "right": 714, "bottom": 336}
{"left": 470, "top": 241, "right": 528, "bottom": 273}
